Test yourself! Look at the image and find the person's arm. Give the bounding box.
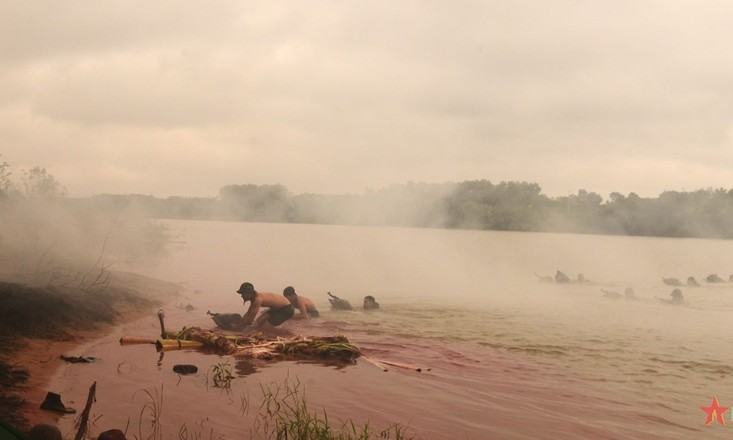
[294,299,309,319]
[238,297,262,328]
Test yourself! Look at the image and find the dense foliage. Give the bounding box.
[86,181,733,240]
[4,154,732,239]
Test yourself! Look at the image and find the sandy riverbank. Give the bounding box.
[0,271,182,434]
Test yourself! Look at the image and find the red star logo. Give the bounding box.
[700,396,730,426]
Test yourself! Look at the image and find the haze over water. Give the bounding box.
[55,220,733,439]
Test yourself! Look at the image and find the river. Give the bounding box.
[52,220,733,439]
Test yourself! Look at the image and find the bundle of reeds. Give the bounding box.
[173,328,360,359]
[128,325,361,361]
[235,335,361,360]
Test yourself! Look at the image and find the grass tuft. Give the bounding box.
[123,377,413,440]
[211,361,235,389]
[135,384,163,440]
[253,377,413,440]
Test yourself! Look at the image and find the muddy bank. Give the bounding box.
[0,271,182,432]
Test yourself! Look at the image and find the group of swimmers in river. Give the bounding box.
[599,287,684,305]
[535,270,613,285]
[534,270,589,284]
[535,270,691,305]
[214,282,380,330]
[662,273,733,286]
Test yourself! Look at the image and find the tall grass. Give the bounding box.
[253,377,413,440]
[129,377,413,440]
[135,384,163,440]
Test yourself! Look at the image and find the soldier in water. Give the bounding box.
[657,288,684,305]
[234,282,294,329]
[555,270,570,283]
[363,295,380,310]
[283,286,320,319]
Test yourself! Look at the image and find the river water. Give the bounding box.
[52,220,733,439]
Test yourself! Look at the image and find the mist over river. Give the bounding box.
[53,220,733,439]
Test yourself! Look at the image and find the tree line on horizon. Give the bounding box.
[3,155,733,240]
[75,181,733,240]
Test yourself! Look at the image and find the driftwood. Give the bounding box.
[376,359,430,372]
[361,356,388,372]
[73,382,96,440]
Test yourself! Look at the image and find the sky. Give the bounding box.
[1,1,733,200]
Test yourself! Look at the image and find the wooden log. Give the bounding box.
[375,359,430,372]
[73,382,96,440]
[119,336,156,345]
[155,339,205,351]
[361,356,388,372]
[157,309,166,339]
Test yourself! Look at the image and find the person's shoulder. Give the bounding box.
[265,292,292,306]
[256,291,281,303]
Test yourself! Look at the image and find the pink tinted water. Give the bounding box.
[50,221,733,439]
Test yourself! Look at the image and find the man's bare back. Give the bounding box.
[283,286,320,319]
[235,282,294,328]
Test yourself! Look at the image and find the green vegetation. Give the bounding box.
[127,377,412,440]
[209,361,235,389]
[84,182,733,240]
[5,155,733,240]
[254,377,413,440]
[252,379,408,440]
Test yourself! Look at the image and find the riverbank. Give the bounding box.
[0,271,181,433]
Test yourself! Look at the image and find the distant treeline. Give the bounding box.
[69,181,733,239]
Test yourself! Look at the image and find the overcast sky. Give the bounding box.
[1,1,732,199]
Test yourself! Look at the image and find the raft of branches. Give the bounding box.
[160,326,361,361]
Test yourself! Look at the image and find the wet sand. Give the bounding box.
[0,271,182,433]
[16,333,111,428]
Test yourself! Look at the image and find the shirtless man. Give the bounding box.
[283,286,319,319]
[235,282,294,329]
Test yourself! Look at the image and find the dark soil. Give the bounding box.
[0,272,180,431]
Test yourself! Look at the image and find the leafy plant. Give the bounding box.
[209,361,235,389]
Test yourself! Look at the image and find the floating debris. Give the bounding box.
[59,355,97,364]
[126,326,362,361]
